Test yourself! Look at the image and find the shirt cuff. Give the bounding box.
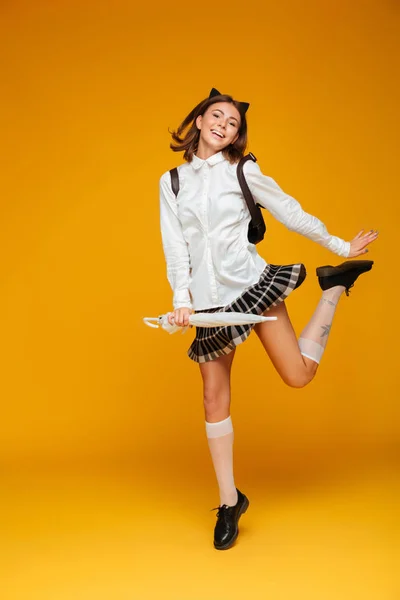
[329,238,351,257]
[173,289,193,310]
[342,241,351,258]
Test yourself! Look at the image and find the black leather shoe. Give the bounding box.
[316,260,374,296]
[212,489,249,550]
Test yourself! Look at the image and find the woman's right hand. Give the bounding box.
[167,307,192,327]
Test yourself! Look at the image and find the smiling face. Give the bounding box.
[195,102,241,158]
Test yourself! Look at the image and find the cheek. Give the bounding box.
[202,114,214,126]
[228,129,239,141]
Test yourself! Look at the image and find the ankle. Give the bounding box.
[322,285,345,303]
[220,489,238,507]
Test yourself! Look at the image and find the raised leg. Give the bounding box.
[254,302,318,388]
[254,285,344,387]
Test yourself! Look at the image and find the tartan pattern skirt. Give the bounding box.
[187,263,306,363]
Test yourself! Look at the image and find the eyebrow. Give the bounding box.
[212,108,239,123]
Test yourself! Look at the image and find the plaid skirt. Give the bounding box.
[187,263,306,363]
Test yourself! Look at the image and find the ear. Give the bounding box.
[195,114,203,130]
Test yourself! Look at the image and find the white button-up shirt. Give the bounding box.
[159,151,350,311]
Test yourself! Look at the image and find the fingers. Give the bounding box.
[177,309,189,327]
[349,247,371,258]
[170,308,191,327]
[348,229,379,258]
[176,309,185,327]
[353,229,379,239]
[364,229,379,241]
[361,230,379,248]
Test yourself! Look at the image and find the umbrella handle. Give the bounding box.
[143,317,160,329]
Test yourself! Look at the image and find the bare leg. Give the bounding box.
[254,285,345,387]
[254,303,317,387]
[199,350,237,506]
[199,350,236,423]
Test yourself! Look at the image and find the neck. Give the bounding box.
[196,140,223,160]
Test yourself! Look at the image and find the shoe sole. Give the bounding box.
[316,260,373,278]
[213,496,250,551]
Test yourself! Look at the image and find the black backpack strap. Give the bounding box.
[237,152,266,244]
[169,167,180,198]
[236,153,261,222]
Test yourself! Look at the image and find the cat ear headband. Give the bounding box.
[209,87,250,114]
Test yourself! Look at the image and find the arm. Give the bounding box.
[244,161,351,257]
[159,172,193,310]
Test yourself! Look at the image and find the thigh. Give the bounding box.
[254,302,317,386]
[199,350,236,421]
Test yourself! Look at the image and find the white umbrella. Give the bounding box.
[143,311,277,335]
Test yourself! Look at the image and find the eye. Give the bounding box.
[212,112,220,118]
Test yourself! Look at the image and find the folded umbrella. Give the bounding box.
[143,311,277,335]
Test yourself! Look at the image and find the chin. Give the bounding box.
[210,139,229,150]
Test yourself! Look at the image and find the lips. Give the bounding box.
[211,129,224,139]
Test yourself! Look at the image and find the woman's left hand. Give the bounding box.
[348,229,379,258]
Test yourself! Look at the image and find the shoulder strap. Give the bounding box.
[170,155,260,212]
[236,153,263,223]
[170,167,179,197]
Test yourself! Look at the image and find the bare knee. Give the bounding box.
[203,386,229,421]
[282,370,315,389]
[199,352,235,421]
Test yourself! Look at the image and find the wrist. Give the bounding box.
[173,303,193,311]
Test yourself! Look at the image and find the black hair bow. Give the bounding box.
[209,87,250,113]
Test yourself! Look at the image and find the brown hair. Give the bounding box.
[169,93,248,164]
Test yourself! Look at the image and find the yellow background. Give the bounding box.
[0,1,398,598]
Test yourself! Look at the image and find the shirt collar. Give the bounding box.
[191,151,226,170]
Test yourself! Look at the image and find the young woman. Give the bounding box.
[159,88,378,551]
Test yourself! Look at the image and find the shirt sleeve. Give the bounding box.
[159,171,193,310]
[243,161,350,257]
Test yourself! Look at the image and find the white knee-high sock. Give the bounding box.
[298,286,344,364]
[206,416,238,507]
